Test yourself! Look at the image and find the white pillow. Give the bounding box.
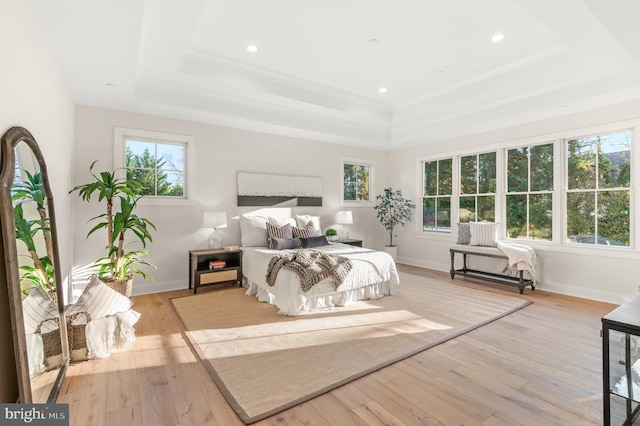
[22,286,59,334]
[295,215,321,235]
[469,222,498,247]
[267,217,296,227]
[66,275,133,320]
[239,214,269,247]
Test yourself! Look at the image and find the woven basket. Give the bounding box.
[47,289,58,305]
[66,311,91,361]
[35,317,62,371]
[102,276,133,297]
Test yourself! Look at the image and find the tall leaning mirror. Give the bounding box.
[0,126,68,403]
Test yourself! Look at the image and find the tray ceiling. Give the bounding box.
[33,0,640,150]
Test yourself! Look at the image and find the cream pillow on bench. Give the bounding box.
[469,222,498,247]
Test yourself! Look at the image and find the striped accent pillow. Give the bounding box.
[266,222,293,239]
[292,222,317,238]
[65,275,133,320]
[469,222,498,247]
[22,286,60,334]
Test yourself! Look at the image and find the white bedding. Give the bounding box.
[242,243,399,315]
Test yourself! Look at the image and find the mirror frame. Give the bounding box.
[0,126,68,403]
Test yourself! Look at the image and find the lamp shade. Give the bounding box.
[203,211,227,229]
[336,211,353,225]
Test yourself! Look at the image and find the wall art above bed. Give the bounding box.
[237,172,322,206]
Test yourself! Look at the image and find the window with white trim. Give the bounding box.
[459,152,496,223]
[341,158,373,205]
[422,158,452,232]
[114,127,191,201]
[565,130,631,247]
[506,143,554,241]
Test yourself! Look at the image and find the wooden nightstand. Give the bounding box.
[189,248,242,294]
[339,239,363,247]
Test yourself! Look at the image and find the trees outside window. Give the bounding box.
[423,158,452,232]
[506,143,554,240]
[566,130,631,246]
[459,152,496,222]
[341,158,374,205]
[125,139,185,197]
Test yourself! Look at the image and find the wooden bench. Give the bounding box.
[449,244,535,294]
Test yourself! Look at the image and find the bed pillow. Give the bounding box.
[266,222,293,239]
[295,215,322,234]
[268,217,296,227]
[22,286,60,334]
[300,235,330,248]
[292,222,317,238]
[269,237,301,250]
[66,275,133,319]
[456,223,471,245]
[469,222,498,247]
[239,214,269,247]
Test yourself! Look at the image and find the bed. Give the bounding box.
[239,212,399,316]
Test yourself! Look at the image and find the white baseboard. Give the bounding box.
[397,256,626,304]
[131,279,186,296]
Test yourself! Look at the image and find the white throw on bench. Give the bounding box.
[449,242,536,294]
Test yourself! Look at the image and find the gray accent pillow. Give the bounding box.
[300,235,330,248]
[269,237,301,250]
[457,223,471,245]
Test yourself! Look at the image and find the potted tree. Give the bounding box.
[70,161,156,296]
[373,187,416,259]
[12,171,57,300]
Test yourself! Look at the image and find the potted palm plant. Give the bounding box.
[12,171,57,300]
[373,187,416,259]
[70,161,156,296]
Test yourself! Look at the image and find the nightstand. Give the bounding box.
[339,239,363,247]
[189,248,242,294]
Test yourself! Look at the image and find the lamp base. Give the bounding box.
[208,229,223,249]
[338,227,349,241]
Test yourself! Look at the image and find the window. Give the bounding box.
[565,130,631,247]
[341,158,373,205]
[114,127,191,202]
[506,143,553,240]
[422,158,452,232]
[459,152,496,222]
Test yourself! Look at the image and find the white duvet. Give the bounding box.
[242,243,399,315]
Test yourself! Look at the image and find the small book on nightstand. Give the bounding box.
[209,260,226,270]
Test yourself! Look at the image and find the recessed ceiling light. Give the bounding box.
[246,44,258,53]
[491,33,505,43]
[368,38,381,45]
[378,87,388,93]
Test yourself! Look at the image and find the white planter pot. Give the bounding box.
[384,246,397,260]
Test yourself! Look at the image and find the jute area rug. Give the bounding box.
[171,272,531,424]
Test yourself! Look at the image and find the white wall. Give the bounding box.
[73,105,391,295]
[0,0,75,401]
[0,1,75,288]
[389,100,640,304]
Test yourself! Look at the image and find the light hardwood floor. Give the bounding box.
[57,265,615,425]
